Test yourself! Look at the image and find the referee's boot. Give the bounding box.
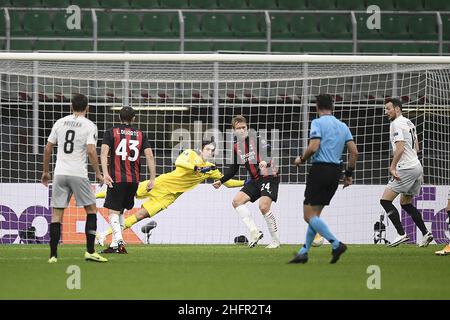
[288,252,308,264]
[330,242,347,264]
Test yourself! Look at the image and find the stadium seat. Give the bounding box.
[23,12,53,36]
[42,0,71,7]
[407,15,437,40]
[124,41,153,52]
[97,41,124,51]
[190,0,218,9]
[419,44,439,54]
[96,11,114,37]
[53,11,93,36]
[184,42,212,52]
[142,13,177,37]
[423,0,450,11]
[359,43,392,54]
[34,40,64,51]
[130,0,159,8]
[335,0,365,10]
[153,42,181,52]
[379,14,409,39]
[241,42,267,52]
[10,0,41,7]
[355,13,381,39]
[159,0,189,9]
[100,0,131,8]
[70,0,100,8]
[290,14,318,39]
[0,1,10,7]
[201,13,230,37]
[270,14,290,39]
[308,0,336,10]
[372,0,395,10]
[331,43,353,53]
[277,0,307,10]
[442,15,450,40]
[395,0,424,11]
[112,13,142,37]
[63,40,94,51]
[174,13,202,37]
[301,43,333,53]
[0,11,5,35]
[10,40,34,51]
[231,14,264,38]
[271,42,301,53]
[319,14,351,39]
[217,0,248,9]
[247,0,277,9]
[213,41,242,52]
[392,43,421,54]
[9,11,23,36]
[0,40,5,51]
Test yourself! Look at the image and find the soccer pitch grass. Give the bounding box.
[0,244,448,300]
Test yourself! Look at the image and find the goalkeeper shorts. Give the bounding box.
[141,183,182,217]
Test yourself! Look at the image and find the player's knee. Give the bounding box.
[258,203,270,214]
[232,198,242,208]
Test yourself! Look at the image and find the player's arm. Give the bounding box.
[212,163,240,189]
[41,141,54,187]
[258,136,272,169]
[144,147,156,191]
[209,169,244,188]
[100,144,113,188]
[343,140,359,188]
[390,141,405,180]
[294,139,320,166]
[175,150,196,171]
[87,144,103,184]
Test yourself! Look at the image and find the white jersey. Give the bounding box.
[47,114,98,177]
[390,115,421,170]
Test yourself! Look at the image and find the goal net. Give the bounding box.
[1,53,449,245]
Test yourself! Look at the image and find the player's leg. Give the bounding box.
[400,194,432,247]
[48,208,64,263]
[436,196,450,255]
[259,196,280,249]
[232,190,261,247]
[380,187,408,246]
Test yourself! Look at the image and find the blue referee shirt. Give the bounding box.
[309,114,353,165]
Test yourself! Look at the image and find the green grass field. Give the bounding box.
[0,244,448,300]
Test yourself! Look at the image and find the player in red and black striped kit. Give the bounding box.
[100,106,156,253]
[213,115,280,249]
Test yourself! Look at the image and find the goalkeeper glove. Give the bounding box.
[194,166,216,173]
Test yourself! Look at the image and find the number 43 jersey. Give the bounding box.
[390,115,421,170]
[48,114,98,178]
[102,124,151,183]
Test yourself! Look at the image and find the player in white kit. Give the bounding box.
[379,98,433,247]
[42,93,107,263]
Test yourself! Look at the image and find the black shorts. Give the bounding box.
[104,182,139,211]
[304,163,342,206]
[241,176,279,203]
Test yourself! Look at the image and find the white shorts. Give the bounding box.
[387,163,423,196]
[51,175,96,208]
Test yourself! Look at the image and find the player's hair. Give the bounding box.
[71,93,88,112]
[201,139,216,150]
[119,106,136,123]
[316,94,334,111]
[231,115,247,129]
[385,97,403,111]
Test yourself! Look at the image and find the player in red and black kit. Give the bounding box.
[100,106,156,253]
[213,115,280,249]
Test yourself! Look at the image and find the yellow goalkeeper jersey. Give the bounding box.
[156,149,243,194]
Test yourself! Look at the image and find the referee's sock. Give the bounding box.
[401,204,428,236]
[380,199,405,235]
[85,213,97,254]
[309,216,339,250]
[49,222,61,258]
[299,224,316,255]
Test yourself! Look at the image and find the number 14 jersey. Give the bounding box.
[48,114,98,178]
[390,115,421,170]
[102,124,151,183]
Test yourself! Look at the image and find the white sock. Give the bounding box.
[119,213,125,230]
[235,205,258,233]
[263,211,279,243]
[109,213,123,247]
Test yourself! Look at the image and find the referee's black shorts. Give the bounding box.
[304,163,342,206]
[104,182,139,211]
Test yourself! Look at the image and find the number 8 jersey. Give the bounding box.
[48,114,98,178]
[102,124,151,183]
[390,115,421,170]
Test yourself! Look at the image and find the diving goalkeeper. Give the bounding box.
[95,140,244,249]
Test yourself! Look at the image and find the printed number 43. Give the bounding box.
[115,139,139,161]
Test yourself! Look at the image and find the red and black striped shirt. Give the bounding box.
[102,125,151,183]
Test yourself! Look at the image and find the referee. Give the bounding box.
[290,94,359,264]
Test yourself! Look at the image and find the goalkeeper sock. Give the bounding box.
[401,204,428,236]
[380,199,405,235]
[299,224,316,255]
[235,205,258,233]
[109,213,123,247]
[124,214,138,229]
[49,222,61,258]
[309,216,339,250]
[85,213,97,254]
[263,211,279,243]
